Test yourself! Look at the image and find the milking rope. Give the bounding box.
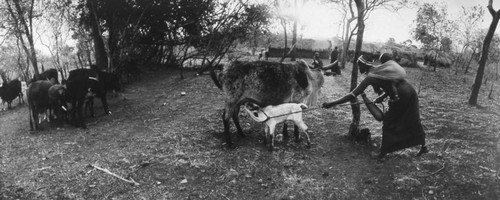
[257,101,386,120]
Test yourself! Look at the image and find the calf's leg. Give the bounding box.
[282,123,289,140]
[232,106,244,138]
[294,119,311,147]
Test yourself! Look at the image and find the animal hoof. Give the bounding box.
[417,146,429,156]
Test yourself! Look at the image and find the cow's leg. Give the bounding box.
[29,105,36,130]
[294,125,300,142]
[282,123,290,140]
[232,106,244,138]
[77,100,86,129]
[48,105,55,121]
[222,107,234,148]
[268,123,276,151]
[18,93,23,104]
[33,107,39,130]
[71,100,77,126]
[29,108,34,131]
[85,97,94,117]
[263,125,269,145]
[100,95,110,115]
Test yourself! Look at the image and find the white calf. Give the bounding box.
[243,102,311,150]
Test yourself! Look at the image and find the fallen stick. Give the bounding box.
[416,162,446,178]
[89,164,140,186]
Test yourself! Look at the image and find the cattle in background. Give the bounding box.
[83,65,121,117]
[0,79,24,109]
[31,68,59,84]
[48,84,68,123]
[27,80,53,130]
[66,69,109,128]
[210,60,324,148]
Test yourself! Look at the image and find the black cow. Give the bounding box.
[66,69,110,128]
[27,80,53,130]
[84,68,120,117]
[0,79,24,109]
[31,68,59,84]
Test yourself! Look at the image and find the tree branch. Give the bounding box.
[488,0,495,16]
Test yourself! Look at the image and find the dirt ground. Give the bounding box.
[1,61,500,200]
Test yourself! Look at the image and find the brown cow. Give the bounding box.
[211,60,324,148]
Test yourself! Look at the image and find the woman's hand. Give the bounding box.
[374,96,385,103]
[322,102,336,109]
[360,93,369,101]
[374,94,388,103]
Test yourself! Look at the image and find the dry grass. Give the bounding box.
[1,61,499,199]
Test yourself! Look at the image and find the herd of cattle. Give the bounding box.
[0,66,120,131]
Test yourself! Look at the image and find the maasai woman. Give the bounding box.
[322,53,428,157]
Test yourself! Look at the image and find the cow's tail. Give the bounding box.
[210,68,223,90]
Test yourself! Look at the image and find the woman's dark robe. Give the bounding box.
[352,77,426,154]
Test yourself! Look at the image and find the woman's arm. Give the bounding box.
[322,77,374,108]
[322,93,355,108]
[361,93,384,121]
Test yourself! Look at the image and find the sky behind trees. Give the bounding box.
[295,0,496,44]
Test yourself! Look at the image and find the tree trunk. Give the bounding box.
[291,0,297,61]
[281,19,288,59]
[340,17,356,69]
[87,0,108,68]
[348,0,365,138]
[469,3,500,106]
[6,0,39,76]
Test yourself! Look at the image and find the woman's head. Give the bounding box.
[358,55,371,74]
[379,53,392,63]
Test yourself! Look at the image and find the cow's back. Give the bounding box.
[222,61,298,105]
[0,79,22,101]
[28,80,53,110]
[66,69,98,100]
[221,60,322,106]
[97,71,120,92]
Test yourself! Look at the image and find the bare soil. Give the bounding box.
[1,62,499,200]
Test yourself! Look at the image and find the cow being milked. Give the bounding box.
[210,60,324,148]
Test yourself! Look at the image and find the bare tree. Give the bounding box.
[346,0,366,138]
[3,0,40,76]
[469,0,500,106]
[453,5,484,74]
[330,0,408,68]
